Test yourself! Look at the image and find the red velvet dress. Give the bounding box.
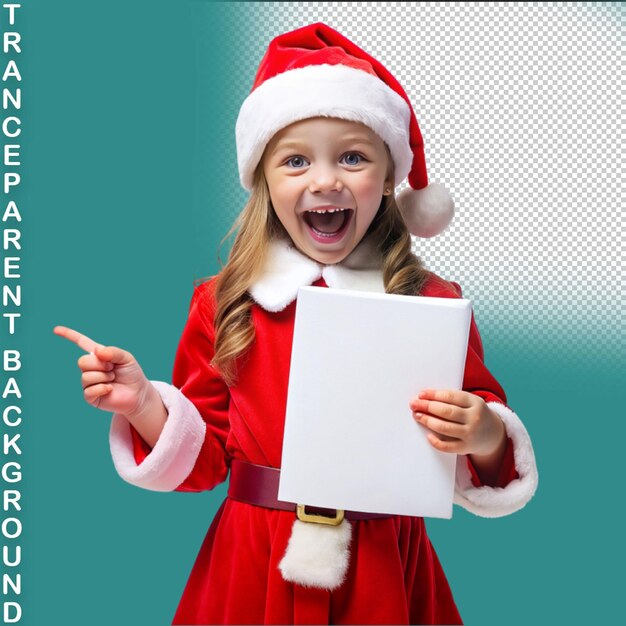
[128,272,521,625]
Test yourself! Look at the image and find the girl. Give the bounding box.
[55,23,538,625]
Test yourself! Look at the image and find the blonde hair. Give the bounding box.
[212,170,428,385]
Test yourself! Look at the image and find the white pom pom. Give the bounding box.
[396,182,455,238]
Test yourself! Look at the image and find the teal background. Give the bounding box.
[5,1,623,624]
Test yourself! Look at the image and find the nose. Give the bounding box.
[308,164,343,194]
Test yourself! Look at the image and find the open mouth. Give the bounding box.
[303,208,354,243]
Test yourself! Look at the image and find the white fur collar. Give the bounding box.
[249,236,385,312]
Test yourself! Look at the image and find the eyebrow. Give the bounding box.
[269,135,376,157]
[340,135,376,146]
[269,140,307,155]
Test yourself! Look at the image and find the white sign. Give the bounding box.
[278,286,472,519]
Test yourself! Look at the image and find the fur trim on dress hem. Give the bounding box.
[279,518,352,590]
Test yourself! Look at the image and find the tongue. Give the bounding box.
[308,211,347,234]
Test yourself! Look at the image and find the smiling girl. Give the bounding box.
[55,23,537,625]
[262,117,391,264]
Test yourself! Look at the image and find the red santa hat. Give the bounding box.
[235,22,454,238]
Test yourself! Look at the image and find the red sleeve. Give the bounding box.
[130,279,231,492]
[423,276,519,488]
[462,307,519,487]
[466,437,518,487]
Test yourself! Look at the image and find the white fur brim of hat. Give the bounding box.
[235,63,413,190]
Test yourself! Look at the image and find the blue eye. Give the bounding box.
[286,156,309,168]
[342,153,363,166]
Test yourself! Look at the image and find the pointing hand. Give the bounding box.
[53,325,152,419]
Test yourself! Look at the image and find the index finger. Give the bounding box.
[53,325,104,354]
[417,389,474,408]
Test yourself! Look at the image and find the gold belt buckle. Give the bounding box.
[296,504,345,526]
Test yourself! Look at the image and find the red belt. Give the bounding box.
[228,458,393,523]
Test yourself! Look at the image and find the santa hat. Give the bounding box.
[235,22,454,238]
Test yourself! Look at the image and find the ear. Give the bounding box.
[382,177,394,196]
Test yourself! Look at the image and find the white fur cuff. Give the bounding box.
[109,381,206,491]
[453,402,538,517]
[279,518,352,590]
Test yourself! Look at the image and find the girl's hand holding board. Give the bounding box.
[410,388,507,484]
[53,325,168,448]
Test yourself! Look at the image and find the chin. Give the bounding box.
[305,247,352,265]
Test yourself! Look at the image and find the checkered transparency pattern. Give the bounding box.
[204,3,624,350]
[192,6,251,274]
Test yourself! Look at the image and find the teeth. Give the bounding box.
[308,208,347,214]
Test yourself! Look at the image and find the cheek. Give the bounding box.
[272,203,296,231]
[269,189,300,231]
[355,172,385,198]
[269,178,300,208]
[354,178,384,214]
